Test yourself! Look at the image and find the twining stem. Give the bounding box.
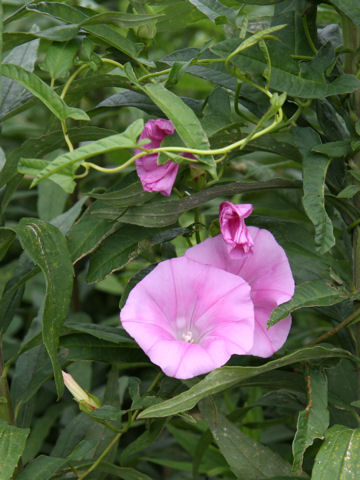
[76,371,163,479]
[0,334,14,425]
[80,107,283,176]
[308,306,360,346]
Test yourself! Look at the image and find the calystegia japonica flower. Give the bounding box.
[120,202,294,378]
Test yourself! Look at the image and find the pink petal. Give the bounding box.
[120,256,255,379]
[219,202,254,256]
[135,119,178,196]
[186,229,294,358]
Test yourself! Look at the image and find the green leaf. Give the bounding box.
[293,127,335,254]
[139,345,356,418]
[86,225,187,283]
[79,12,164,27]
[330,1,360,28]
[292,369,329,472]
[60,334,148,365]
[98,462,153,480]
[14,219,74,398]
[268,280,352,327]
[0,38,39,120]
[141,83,216,175]
[2,125,116,187]
[67,204,120,263]
[312,140,351,158]
[0,420,30,480]
[188,0,236,25]
[312,424,360,479]
[337,185,360,199]
[30,119,144,190]
[37,180,68,221]
[41,41,78,80]
[63,322,132,344]
[18,157,77,193]
[26,2,140,59]
[15,455,67,480]
[211,40,360,98]
[0,228,15,261]
[1,63,89,121]
[51,196,88,235]
[200,400,298,479]
[3,25,79,51]
[227,24,286,57]
[95,178,299,227]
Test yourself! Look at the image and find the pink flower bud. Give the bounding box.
[219,202,254,257]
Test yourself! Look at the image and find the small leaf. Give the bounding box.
[312,425,360,479]
[188,0,236,25]
[292,369,329,472]
[312,140,351,158]
[30,119,144,189]
[14,219,74,398]
[0,420,30,480]
[337,185,360,199]
[142,83,216,175]
[293,127,335,254]
[41,41,78,80]
[79,12,163,27]
[2,63,89,121]
[268,280,352,327]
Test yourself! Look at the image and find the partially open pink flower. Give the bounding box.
[120,256,255,379]
[219,202,254,257]
[186,229,294,357]
[135,119,178,196]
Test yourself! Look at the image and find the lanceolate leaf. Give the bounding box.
[268,280,352,327]
[14,219,74,398]
[29,119,144,190]
[25,2,140,59]
[312,425,360,479]
[330,1,360,29]
[0,420,30,480]
[188,0,236,25]
[200,400,297,479]
[1,63,89,121]
[139,346,357,418]
[141,83,216,175]
[292,369,329,472]
[293,127,335,254]
[15,455,68,480]
[94,178,299,227]
[79,12,164,27]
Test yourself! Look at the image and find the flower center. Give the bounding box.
[182,331,194,343]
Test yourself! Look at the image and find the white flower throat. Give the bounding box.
[182,331,195,343]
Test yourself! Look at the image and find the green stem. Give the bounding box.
[308,306,360,346]
[77,432,122,480]
[302,14,317,55]
[0,334,14,425]
[81,107,283,175]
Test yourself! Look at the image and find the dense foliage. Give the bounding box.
[1,0,360,478]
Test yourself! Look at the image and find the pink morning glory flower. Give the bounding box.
[134,119,179,196]
[186,226,295,358]
[120,256,255,379]
[219,202,254,257]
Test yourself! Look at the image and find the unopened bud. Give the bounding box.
[62,371,101,412]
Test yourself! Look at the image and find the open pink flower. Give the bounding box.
[186,228,295,358]
[135,119,178,196]
[219,202,254,257]
[120,256,255,379]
